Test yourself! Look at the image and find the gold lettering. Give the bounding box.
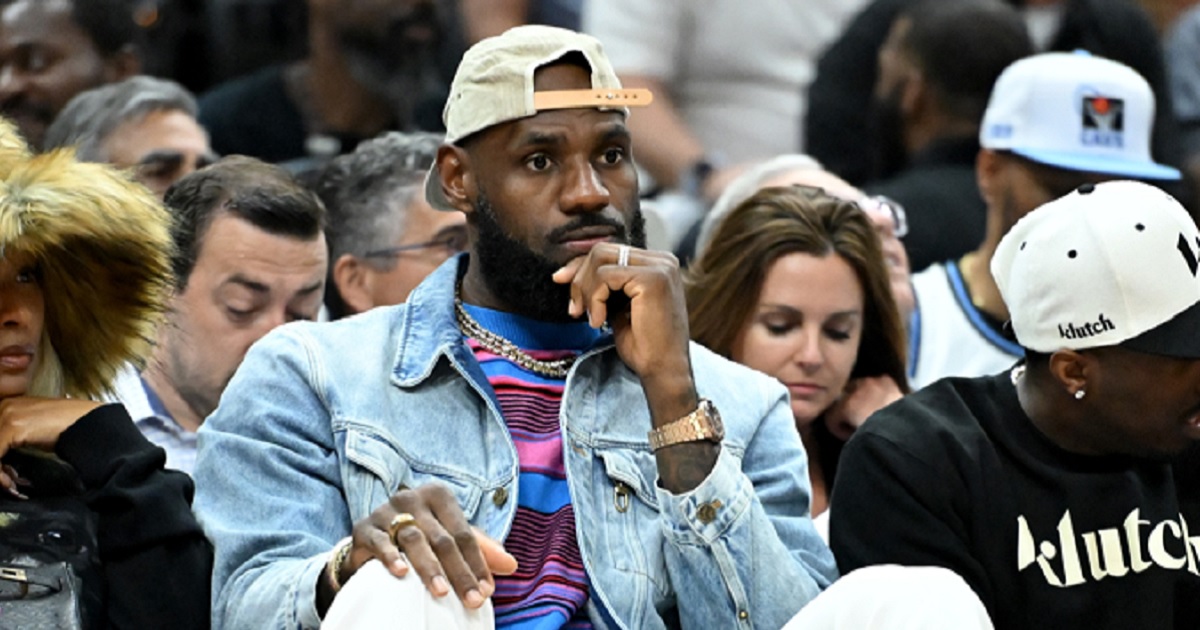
[1180,514,1200,576]
[1021,510,1200,586]
[1017,515,1065,587]
[1123,509,1152,573]
[1148,520,1187,570]
[1083,527,1128,579]
[1057,510,1086,586]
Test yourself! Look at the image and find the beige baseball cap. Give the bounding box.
[424,25,652,211]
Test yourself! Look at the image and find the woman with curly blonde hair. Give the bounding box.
[0,118,210,628]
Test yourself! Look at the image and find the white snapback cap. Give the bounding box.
[424,25,652,211]
[980,51,1180,181]
[992,180,1200,357]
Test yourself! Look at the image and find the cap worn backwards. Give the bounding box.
[424,25,653,211]
[980,51,1180,181]
[992,180,1200,359]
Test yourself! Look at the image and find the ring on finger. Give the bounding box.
[617,244,631,267]
[388,512,418,547]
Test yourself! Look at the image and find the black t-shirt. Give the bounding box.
[864,136,986,273]
[830,372,1200,629]
[198,66,308,164]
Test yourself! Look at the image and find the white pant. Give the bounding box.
[322,560,494,630]
[322,561,991,630]
[784,565,994,630]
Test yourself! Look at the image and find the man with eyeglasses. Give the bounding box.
[311,131,467,320]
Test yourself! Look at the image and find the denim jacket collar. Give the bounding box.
[391,255,470,388]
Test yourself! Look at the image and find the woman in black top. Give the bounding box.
[0,119,211,629]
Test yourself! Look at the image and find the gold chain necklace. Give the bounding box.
[454,293,575,379]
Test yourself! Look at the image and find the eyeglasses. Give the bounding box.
[858,195,908,239]
[363,230,468,260]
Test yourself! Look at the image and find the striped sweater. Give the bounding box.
[463,304,601,630]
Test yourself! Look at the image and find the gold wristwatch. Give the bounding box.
[648,399,724,451]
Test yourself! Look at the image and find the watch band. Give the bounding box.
[648,399,723,452]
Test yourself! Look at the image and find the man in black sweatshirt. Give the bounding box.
[830,180,1200,629]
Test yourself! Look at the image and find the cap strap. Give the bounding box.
[533,88,653,111]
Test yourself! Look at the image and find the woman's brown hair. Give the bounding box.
[686,185,909,392]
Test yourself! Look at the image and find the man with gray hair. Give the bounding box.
[44,75,216,198]
[310,131,466,320]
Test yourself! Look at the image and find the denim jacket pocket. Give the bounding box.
[342,428,485,523]
[594,448,668,600]
[596,448,659,511]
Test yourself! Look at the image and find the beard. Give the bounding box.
[471,192,646,322]
[337,2,445,125]
[865,83,909,182]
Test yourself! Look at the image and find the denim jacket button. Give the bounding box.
[492,488,509,507]
[696,500,722,524]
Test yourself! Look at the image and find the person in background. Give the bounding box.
[806,0,1179,188]
[199,0,451,166]
[0,116,210,628]
[109,156,327,474]
[42,75,216,198]
[311,131,466,320]
[688,185,909,519]
[864,0,1032,272]
[582,0,870,247]
[691,154,915,330]
[1165,3,1200,220]
[908,51,1181,389]
[0,0,141,149]
[459,0,581,44]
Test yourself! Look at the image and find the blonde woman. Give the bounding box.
[0,120,210,628]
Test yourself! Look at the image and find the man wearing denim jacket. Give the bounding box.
[194,25,838,629]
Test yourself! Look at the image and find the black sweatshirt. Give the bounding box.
[12,403,213,629]
[829,373,1200,629]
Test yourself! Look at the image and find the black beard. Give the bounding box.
[471,193,646,322]
[337,4,444,123]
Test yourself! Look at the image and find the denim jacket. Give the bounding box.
[194,256,837,630]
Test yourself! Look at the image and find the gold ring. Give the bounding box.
[388,512,418,547]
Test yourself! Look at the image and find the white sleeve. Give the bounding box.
[582,0,685,80]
